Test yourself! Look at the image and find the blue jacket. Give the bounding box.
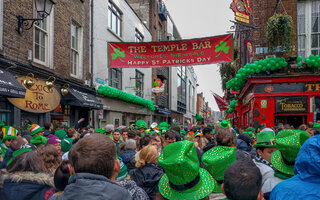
[120,150,136,164]
[270,135,320,200]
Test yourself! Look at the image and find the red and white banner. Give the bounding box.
[108,34,233,68]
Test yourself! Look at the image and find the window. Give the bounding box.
[109,68,122,89]
[135,70,144,97]
[298,0,320,59]
[34,17,48,63]
[71,23,81,76]
[135,29,143,42]
[108,2,122,37]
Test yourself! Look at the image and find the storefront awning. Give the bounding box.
[0,68,26,98]
[63,88,103,109]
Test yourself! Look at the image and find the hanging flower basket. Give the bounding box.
[266,14,294,53]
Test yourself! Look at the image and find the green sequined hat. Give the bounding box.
[202,146,236,193]
[158,141,215,200]
[314,123,320,129]
[219,120,230,129]
[135,120,147,130]
[253,131,276,148]
[271,129,309,176]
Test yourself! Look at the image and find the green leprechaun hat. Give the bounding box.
[2,126,18,142]
[54,130,67,140]
[61,138,73,153]
[202,146,236,193]
[219,120,230,129]
[135,120,147,130]
[158,141,215,200]
[30,134,48,146]
[271,129,309,176]
[247,127,253,131]
[253,131,276,148]
[159,122,170,134]
[28,124,44,136]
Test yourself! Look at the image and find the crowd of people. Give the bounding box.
[0,118,319,200]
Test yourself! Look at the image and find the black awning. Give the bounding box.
[0,68,26,98]
[63,88,103,109]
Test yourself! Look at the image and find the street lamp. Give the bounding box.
[16,0,55,34]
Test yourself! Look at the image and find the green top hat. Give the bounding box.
[27,124,44,136]
[2,126,18,142]
[158,141,215,200]
[136,120,147,130]
[219,120,230,129]
[30,134,48,146]
[314,123,320,129]
[55,130,67,140]
[202,146,236,193]
[61,138,73,153]
[253,131,276,148]
[271,129,309,176]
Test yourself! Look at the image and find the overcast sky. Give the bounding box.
[165,0,234,111]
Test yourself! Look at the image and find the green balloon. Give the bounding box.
[297,56,302,62]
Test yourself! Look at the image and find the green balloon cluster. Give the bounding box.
[304,55,320,68]
[97,85,155,111]
[226,57,288,91]
[195,113,202,121]
[297,56,303,68]
[228,100,238,114]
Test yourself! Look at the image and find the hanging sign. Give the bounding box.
[8,77,61,113]
[231,0,251,24]
[275,96,308,113]
[246,41,253,57]
[108,34,233,68]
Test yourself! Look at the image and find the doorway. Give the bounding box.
[275,115,307,129]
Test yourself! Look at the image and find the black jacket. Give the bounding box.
[129,163,164,200]
[49,173,131,200]
[2,172,54,200]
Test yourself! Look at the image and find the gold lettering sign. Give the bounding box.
[8,77,61,113]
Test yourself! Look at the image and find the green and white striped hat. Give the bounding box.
[2,126,18,142]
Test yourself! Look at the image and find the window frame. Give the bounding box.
[108,1,122,37]
[109,68,122,90]
[135,70,144,97]
[70,22,83,78]
[135,29,144,42]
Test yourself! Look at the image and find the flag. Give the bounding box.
[211,91,228,111]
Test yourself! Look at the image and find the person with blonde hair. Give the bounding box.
[129,145,164,200]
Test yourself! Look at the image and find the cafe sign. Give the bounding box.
[8,77,61,113]
[275,96,308,113]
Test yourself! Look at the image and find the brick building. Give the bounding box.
[0,0,102,127]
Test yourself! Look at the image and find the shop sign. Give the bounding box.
[108,34,233,68]
[8,77,61,113]
[255,82,320,93]
[305,83,320,91]
[231,0,251,24]
[275,96,308,113]
[246,41,254,57]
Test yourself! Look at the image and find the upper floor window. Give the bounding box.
[298,0,320,59]
[109,68,122,90]
[34,17,48,64]
[108,2,122,37]
[135,70,144,97]
[135,29,143,42]
[71,23,82,77]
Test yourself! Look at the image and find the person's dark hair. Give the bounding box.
[165,130,177,140]
[255,147,265,152]
[128,130,136,139]
[7,150,44,173]
[54,160,70,192]
[172,126,180,132]
[139,135,153,150]
[67,128,77,138]
[44,122,51,130]
[202,127,212,135]
[68,134,116,179]
[314,129,320,135]
[224,160,262,200]
[10,137,28,151]
[215,129,235,147]
[121,128,129,133]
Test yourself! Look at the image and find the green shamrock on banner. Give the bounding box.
[215,41,230,57]
[111,48,126,62]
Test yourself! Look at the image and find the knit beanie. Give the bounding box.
[61,138,73,153]
[55,130,67,140]
[47,134,61,145]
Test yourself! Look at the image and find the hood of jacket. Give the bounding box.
[2,172,54,200]
[129,163,164,187]
[294,135,320,183]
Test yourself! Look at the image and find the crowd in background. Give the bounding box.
[0,118,319,200]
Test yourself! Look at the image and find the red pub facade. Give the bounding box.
[234,73,320,129]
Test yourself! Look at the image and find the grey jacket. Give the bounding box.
[49,173,132,200]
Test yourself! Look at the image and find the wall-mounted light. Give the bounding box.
[16,0,55,34]
[45,76,56,89]
[61,84,70,96]
[23,73,35,89]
